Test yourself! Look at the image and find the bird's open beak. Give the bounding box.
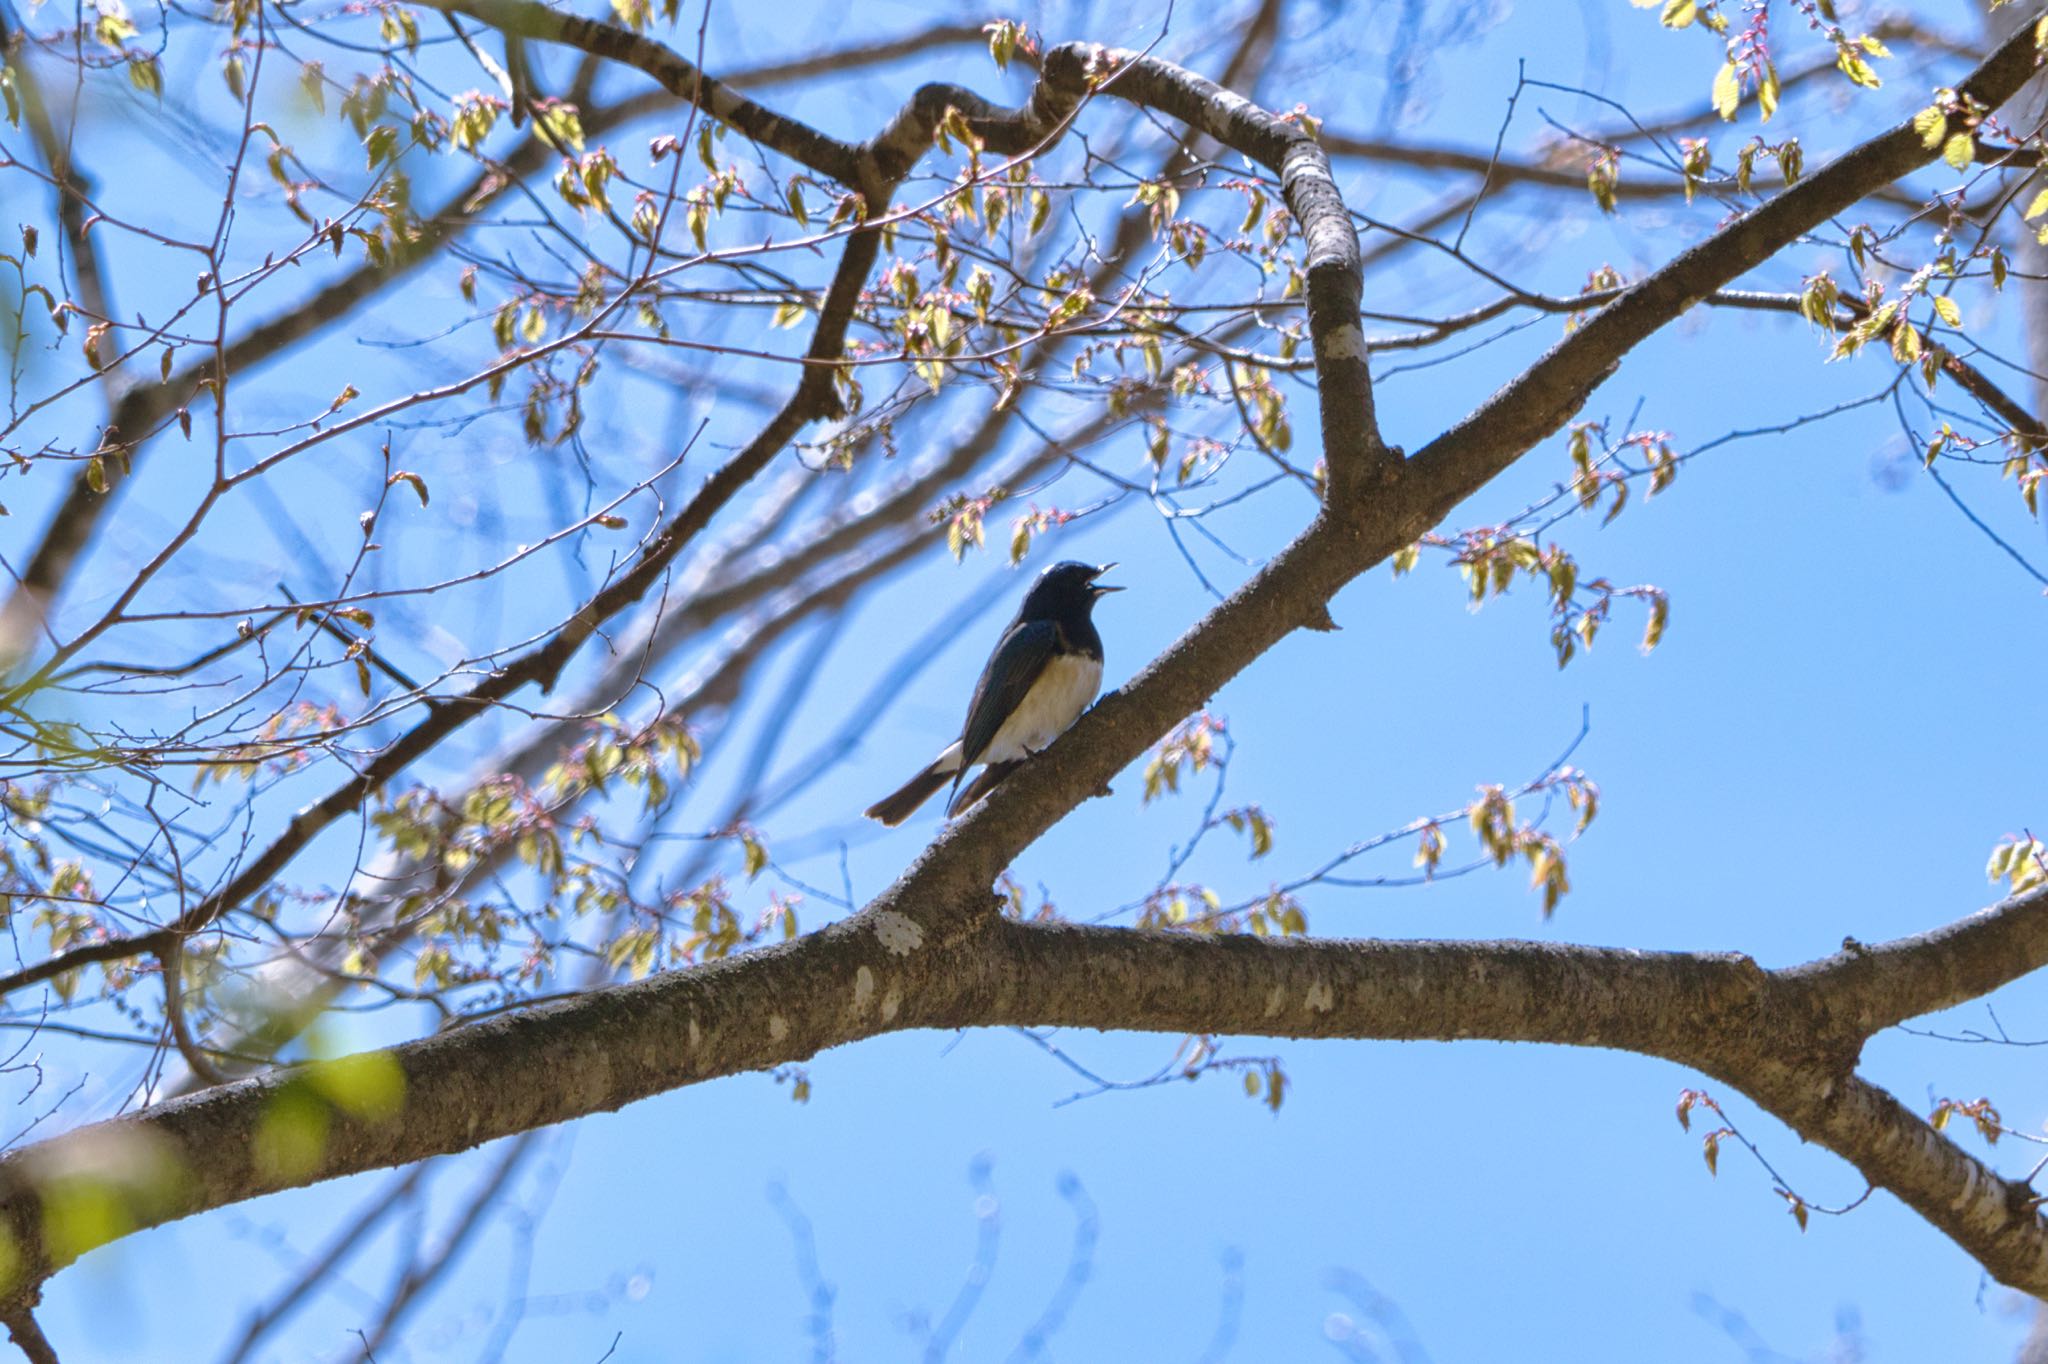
[1090,562,1123,594]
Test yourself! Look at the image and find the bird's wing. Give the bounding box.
[956,618,1060,774]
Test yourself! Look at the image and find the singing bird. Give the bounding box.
[865,561,1121,825]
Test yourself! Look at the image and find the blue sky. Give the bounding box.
[12,0,2048,1359]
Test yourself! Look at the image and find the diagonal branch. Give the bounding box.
[898,14,2048,919]
[424,0,865,180]
[1,4,2045,1329]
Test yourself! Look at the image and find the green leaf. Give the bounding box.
[1913,106,1946,150]
[1836,50,1880,90]
[1711,63,1740,121]
[126,54,163,98]
[1942,132,1974,172]
[364,123,399,170]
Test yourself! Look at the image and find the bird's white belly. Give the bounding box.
[983,654,1102,762]
[931,654,1102,771]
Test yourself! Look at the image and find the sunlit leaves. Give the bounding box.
[737,828,768,882]
[671,879,744,963]
[364,123,400,171]
[983,18,1031,70]
[1239,1059,1287,1113]
[450,91,505,151]
[930,487,1004,561]
[1466,785,1517,866]
[1642,594,1670,652]
[536,100,586,153]
[1228,366,1291,452]
[375,3,420,55]
[684,190,709,251]
[1711,62,1740,121]
[760,893,800,943]
[1129,179,1182,240]
[554,149,619,214]
[1755,62,1780,120]
[193,703,345,789]
[1702,1128,1727,1176]
[1676,1090,1723,1158]
[2004,451,2045,518]
[385,470,429,506]
[1776,138,1802,183]
[1142,712,1224,803]
[1406,445,1674,671]
[1007,504,1073,565]
[1930,1096,2005,1147]
[80,320,112,373]
[126,54,163,98]
[1797,271,1840,330]
[604,925,660,979]
[91,0,138,50]
[1677,138,1711,202]
[1137,883,1222,931]
[1986,836,2048,896]
[541,714,700,810]
[1833,34,1885,90]
[1586,149,1621,213]
[1827,298,1900,363]
[1220,806,1276,859]
[1460,777,1593,918]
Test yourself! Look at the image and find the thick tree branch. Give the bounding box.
[157,4,1293,1095]
[7,889,2048,1305]
[1791,881,2048,1035]
[2,5,2045,1327]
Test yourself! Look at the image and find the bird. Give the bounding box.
[864,561,1121,826]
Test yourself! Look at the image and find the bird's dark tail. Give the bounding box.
[864,763,951,826]
[946,759,1023,817]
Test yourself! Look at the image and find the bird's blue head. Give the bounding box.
[1018,561,1121,620]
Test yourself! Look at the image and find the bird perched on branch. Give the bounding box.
[865,561,1121,826]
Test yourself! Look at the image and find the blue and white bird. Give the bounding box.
[864,561,1121,825]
